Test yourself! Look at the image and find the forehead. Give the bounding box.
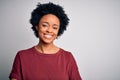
[40,14,60,23]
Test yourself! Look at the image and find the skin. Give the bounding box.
[11,14,60,80]
[11,79,16,80]
[35,14,60,54]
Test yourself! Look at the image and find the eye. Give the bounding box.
[53,26,58,30]
[42,23,48,27]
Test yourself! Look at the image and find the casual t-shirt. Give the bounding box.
[9,47,82,80]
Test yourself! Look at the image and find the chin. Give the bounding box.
[43,41,53,44]
[41,39,54,44]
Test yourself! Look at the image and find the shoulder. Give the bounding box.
[13,47,36,62]
[60,48,77,65]
[60,48,75,60]
[16,47,34,57]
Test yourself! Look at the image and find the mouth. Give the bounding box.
[44,34,53,39]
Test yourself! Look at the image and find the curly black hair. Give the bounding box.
[30,2,70,38]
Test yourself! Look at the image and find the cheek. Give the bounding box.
[57,29,60,35]
[54,30,59,35]
[39,28,46,33]
[54,31,59,38]
[37,29,44,38]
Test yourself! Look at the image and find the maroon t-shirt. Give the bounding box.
[9,47,82,80]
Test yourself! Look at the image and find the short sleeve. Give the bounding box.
[68,53,82,80]
[9,52,22,80]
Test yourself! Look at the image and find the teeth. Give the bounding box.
[44,34,52,38]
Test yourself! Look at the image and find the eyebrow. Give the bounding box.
[42,22,59,27]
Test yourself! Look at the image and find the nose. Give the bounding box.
[46,26,52,33]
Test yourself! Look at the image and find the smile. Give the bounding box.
[44,34,52,39]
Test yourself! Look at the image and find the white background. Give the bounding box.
[0,0,120,80]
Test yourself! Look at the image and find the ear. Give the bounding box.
[35,26,38,31]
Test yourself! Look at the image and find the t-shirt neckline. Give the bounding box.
[32,46,62,56]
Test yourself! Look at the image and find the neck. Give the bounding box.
[36,41,57,54]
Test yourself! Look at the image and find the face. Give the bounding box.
[36,14,60,44]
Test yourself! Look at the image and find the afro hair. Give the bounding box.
[30,2,70,38]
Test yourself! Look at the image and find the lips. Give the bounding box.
[44,34,52,39]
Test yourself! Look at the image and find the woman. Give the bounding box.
[9,2,82,80]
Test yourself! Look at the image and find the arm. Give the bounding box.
[9,52,22,80]
[68,53,82,80]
